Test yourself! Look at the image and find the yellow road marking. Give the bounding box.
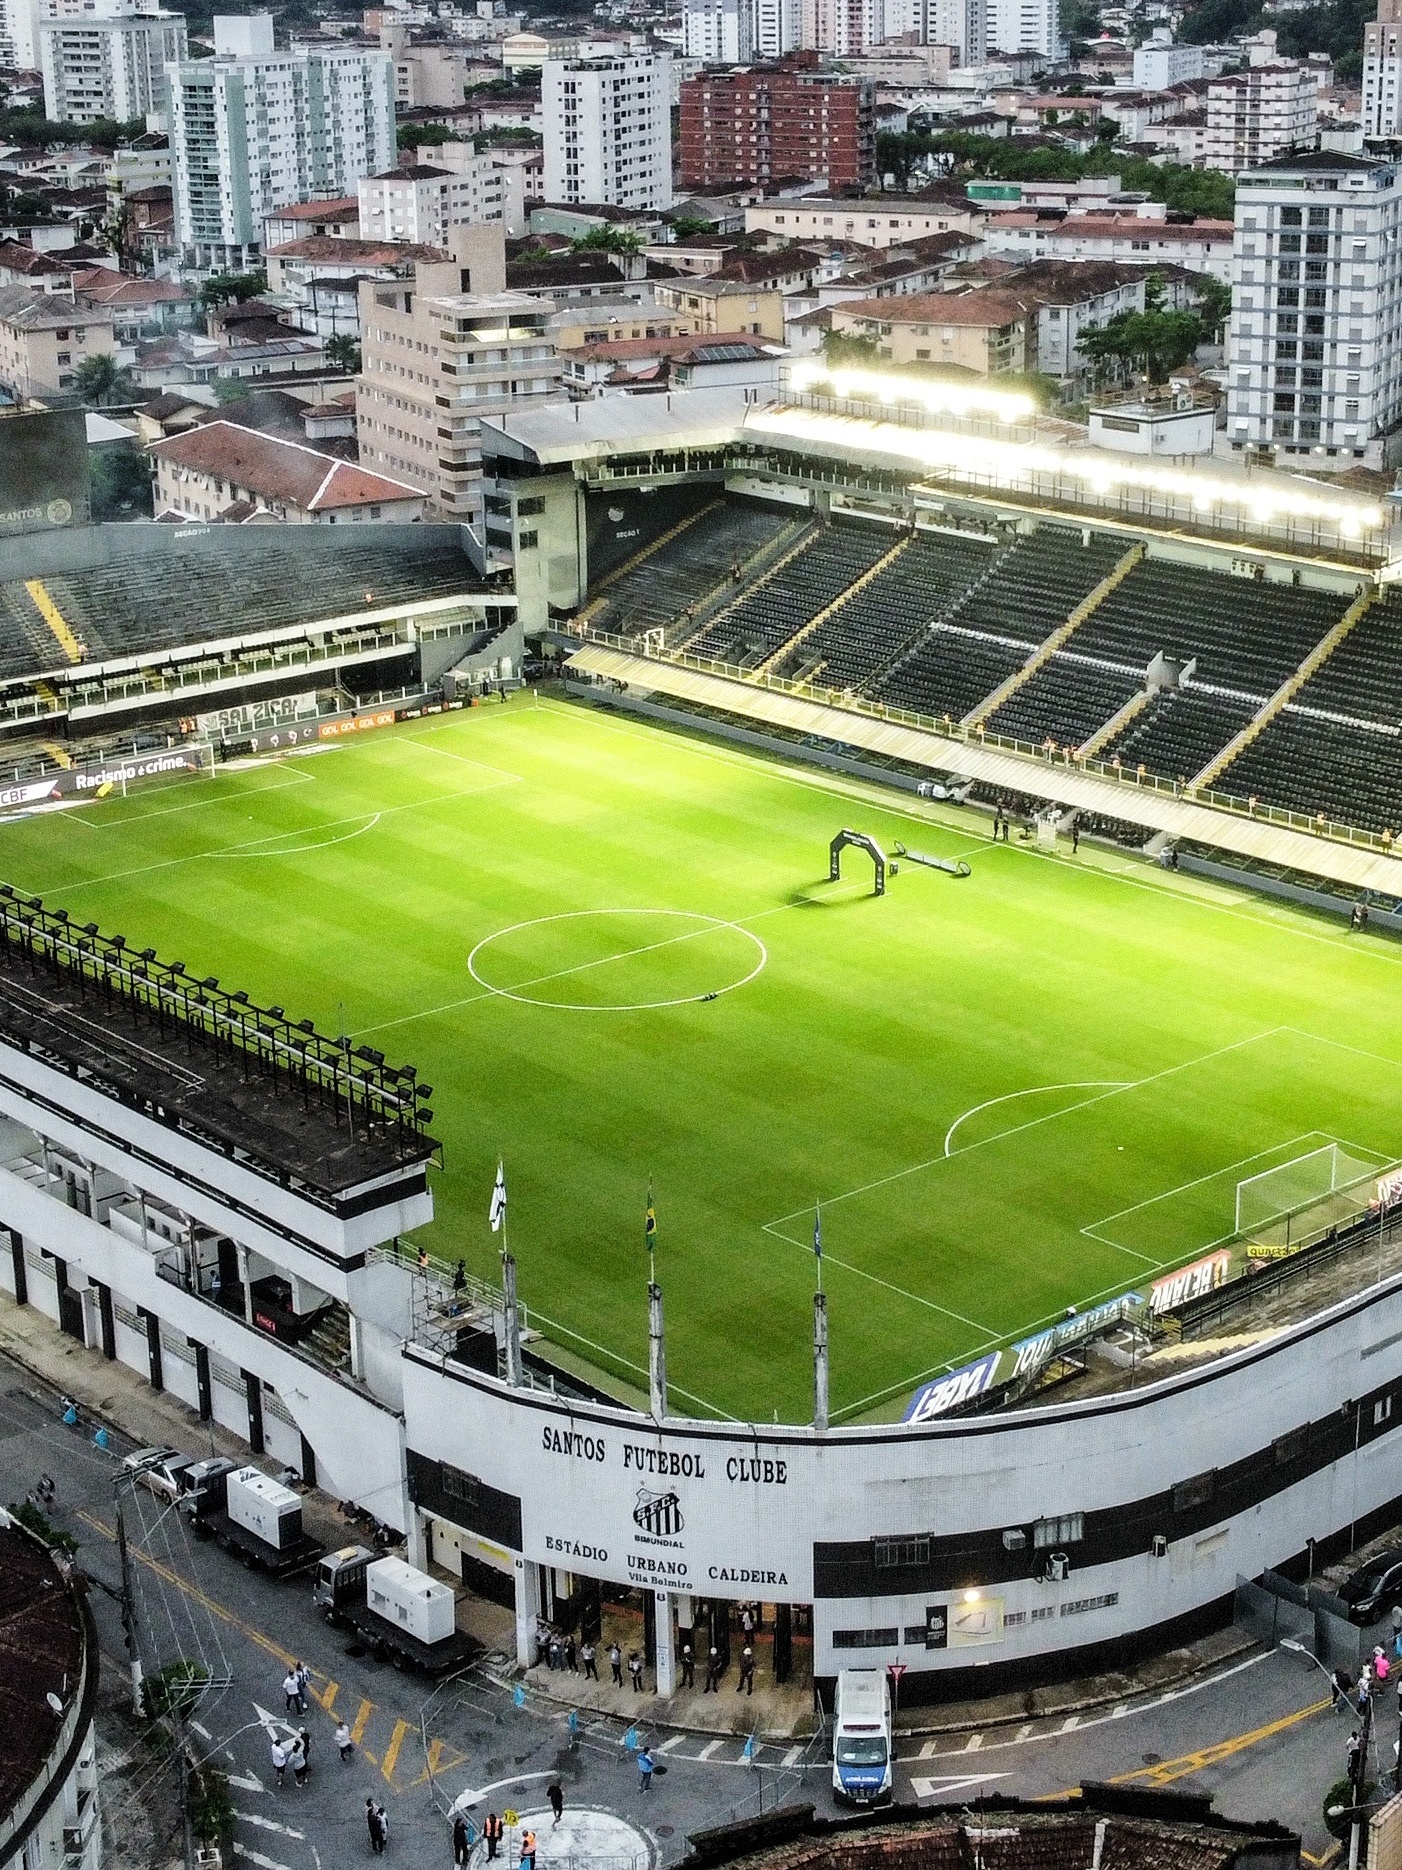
[317,1681,338,1715]
[350,1698,375,1748]
[1111,1695,1332,1787]
[381,1718,410,1783]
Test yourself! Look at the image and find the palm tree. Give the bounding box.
[325,334,361,373]
[71,352,137,407]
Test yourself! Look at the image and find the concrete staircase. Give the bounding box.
[962,542,1145,729]
[24,579,85,664]
[1077,684,1154,760]
[1189,583,1376,792]
[753,530,912,678]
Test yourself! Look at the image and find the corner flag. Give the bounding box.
[489,1161,507,1233]
[814,1202,822,1262]
[645,1182,657,1250]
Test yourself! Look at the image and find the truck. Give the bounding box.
[831,1668,893,1805]
[184,1463,324,1578]
[312,1548,479,1675]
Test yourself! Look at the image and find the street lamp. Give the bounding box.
[1283,1639,1375,1870]
[1280,1636,1337,1689]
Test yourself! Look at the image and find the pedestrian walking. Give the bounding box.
[366,1797,382,1852]
[582,1640,598,1681]
[1377,1645,1392,1684]
[483,1813,503,1862]
[289,1736,308,1789]
[680,1643,694,1689]
[609,1642,623,1686]
[704,1646,721,1692]
[548,1780,564,1825]
[376,1805,389,1853]
[638,1745,654,1793]
[335,1720,353,1761]
[520,1827,537,1870]
[37,1472,55,1506]
[548,1634,562,1672]
[295,1660,311,1708]
[453,1814,472,1865]
[564,1635,578,1673]
[1348,1729,1364,1782]
[737,1645,754,1696]
[1071,821,1080,855]
[1333,1667,1356,1713]
[282,1669,301,1714]
[271,1739,288,1788]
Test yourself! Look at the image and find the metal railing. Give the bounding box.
[571,628,1399,859]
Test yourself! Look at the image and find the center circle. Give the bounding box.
[467,909,767,1011]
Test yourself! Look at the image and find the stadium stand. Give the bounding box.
[688,519,893,668]
[949,527,1123,652]
[987,654,1145,749]
[0,530,477,677]
[1269,585,1402,727]
[1218,711,1402,834]
[770,526,994,689]
[1106,687,1260,785]
[876,623,1029,721]
[591,502,794,643]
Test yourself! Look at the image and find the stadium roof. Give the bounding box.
[483,386,755,465]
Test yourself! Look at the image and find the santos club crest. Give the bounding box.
[632,1487,684,1536]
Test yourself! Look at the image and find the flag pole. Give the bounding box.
[813,1198,828,1433]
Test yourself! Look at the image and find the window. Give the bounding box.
[873,1534,929,1570]
[1375,1395,1394,1427]
[440,1463,480,1506]
[518,529,538,549]
[1281,206,1302,226]
[833,1627,897,1649]
[1279,234,1301,254]
[517,495,546,516]
[1273,1425,1308,1464]
[1033,1513,1083,1549]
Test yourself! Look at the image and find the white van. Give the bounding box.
[831,1668,893,1804]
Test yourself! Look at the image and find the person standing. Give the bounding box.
[705,1646,721,1693]
[582,1639,598,1681]
[1071,821,1080,855]
[548,1634,562,1672]
[296,1727,311,1780]
[740,1605,756,1646]
[548,1781,564,1825]
[483,1813,503,1862]
[366,1797,383,1854]
[271,1738,288,1788]
[564,1635,578,1674]
[282,1669,302,1715]
[1348,1729,1363,1783]
[638,1745,654,1793]
[680,1643,694,1689]
[375,1806,389,1853]
[628,1651,644,1693]
[295,1660,312,1709]
[335,1720,353,1762]
[737,1646,754,1696]
[520,1827,537,1870]
[609,1642,623,1687]
[453,1813,471,1865]
[288,1735,307,1789]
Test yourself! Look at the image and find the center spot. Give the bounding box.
[466,909,767,1011]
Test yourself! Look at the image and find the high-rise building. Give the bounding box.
[358,151,521,245]
[1226,149,1402,467]
[683,0,752,65]
[355,226,563,521]
[1203,62,1318,174]
[1364,0,1402,139]
[678,64,874,188]
[882,0,984,64]
[800,0,872,56]
[542,54,672,210]
[39,7,185,124]
[168,13,395,272]
[985,0,1061,58]
[752,0,800,57]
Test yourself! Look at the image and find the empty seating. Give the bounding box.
[949,528,1123,648]
[1105,687,1257,784]
[877,626,1028,722]
[689,520,893,669]
[595,501,793,643]
[1075,561,1348,694]
[1221,710,1402,834]
[988,656,1144,749]
[772,528,994,689]
[1285,588,1402,727]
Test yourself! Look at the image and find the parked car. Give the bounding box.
[1339,1549,1402,1624]
[122,1447,196,1503]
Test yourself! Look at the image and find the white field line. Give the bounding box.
[64,764,317,831]
[208,812,382,860]
[764,1222,1000,1336]
[943,1081,1130,1157]
[1079,1130,1334,1249]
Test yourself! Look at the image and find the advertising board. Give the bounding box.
[0,409,90,537]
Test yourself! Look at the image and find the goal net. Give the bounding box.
[1235,1143,1382,1251]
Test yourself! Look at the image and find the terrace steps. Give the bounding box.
[753,530,912,678]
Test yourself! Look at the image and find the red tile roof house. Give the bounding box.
[149,420,425,524]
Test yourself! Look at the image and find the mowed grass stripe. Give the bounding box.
[2,694,1399,1424]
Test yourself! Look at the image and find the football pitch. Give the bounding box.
[10,693,1402,1426]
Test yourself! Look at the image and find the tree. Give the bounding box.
[668,214,714,240]
[326,333,361,373]
[199,270,266,309]
[1078,277,1208,384]
[399,121,451,148]
[72,352,137,406]
[213,376,251,405]
[820,329,883,367]
[90,446,154,520]
[570,226,643,256]
[1193,274,1232,343]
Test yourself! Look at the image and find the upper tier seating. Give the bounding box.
[950,528,1124,651]
[595,502,793,644]
[987,655,1145,749]
[772,527,995,689]
[688,520,893,669]
[1074,561,1349,694]
[1282,587,1402,727]
[1217,710,1402,835]
[875,626,1028,722]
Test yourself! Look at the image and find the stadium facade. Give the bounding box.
[4,384,1402,1700]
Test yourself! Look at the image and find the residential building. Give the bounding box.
[678,67,875,189]
[39,9,187,126]
[753,0,800,56]
[1132,35,1204,87]
[167,14,396,272]
[547,294,698,347]
[0,284,115,398]
[886,0,985,63]
[981,211,1236,280]
[651,273,785,337]
[1363,0,1402,139]
[800,0,872,56]
[543,53,672,211]
[263,236,448,337]
[1203,61,1319,174]
[1226,148,1402,468]
[149,419,425,521]
[830,287,1035,372]
[744,193,977,245]
[380,23,493,107]
[356,227,564,519]
[358,156,519,247]
[986,0,1063,59]
[263,197,361,248]
[559,330,783,397]
[683,0,751,62]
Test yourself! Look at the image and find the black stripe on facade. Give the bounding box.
[814,1372,1402,1598]
[406,1447,523,1551]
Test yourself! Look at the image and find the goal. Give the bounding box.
[1235,1142,1380,1248]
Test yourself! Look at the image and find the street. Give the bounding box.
[0,1354,1363,1868]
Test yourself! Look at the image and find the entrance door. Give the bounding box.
[52,1258,85,1342]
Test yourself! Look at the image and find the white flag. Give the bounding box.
[489,1161,507,1233]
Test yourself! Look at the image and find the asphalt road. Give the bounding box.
[0,1356,1371,1868]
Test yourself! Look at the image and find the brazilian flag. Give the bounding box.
[645,1183,656,1250]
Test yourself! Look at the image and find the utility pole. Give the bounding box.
[1349,1684,1374,1870]
[113,1480,144,1715]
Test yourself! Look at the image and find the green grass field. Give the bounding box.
[10,694,1402,1425]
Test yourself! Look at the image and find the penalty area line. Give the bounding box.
[762,1222,999,1339]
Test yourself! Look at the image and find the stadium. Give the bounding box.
[1,376,1402,1702]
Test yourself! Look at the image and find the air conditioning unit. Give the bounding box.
[1001,1528,1027,1552]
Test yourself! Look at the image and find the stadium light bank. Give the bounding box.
[788,359,1037,427]
[757,390,1387,543]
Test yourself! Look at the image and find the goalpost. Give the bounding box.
[1235,1142,1385,1253]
